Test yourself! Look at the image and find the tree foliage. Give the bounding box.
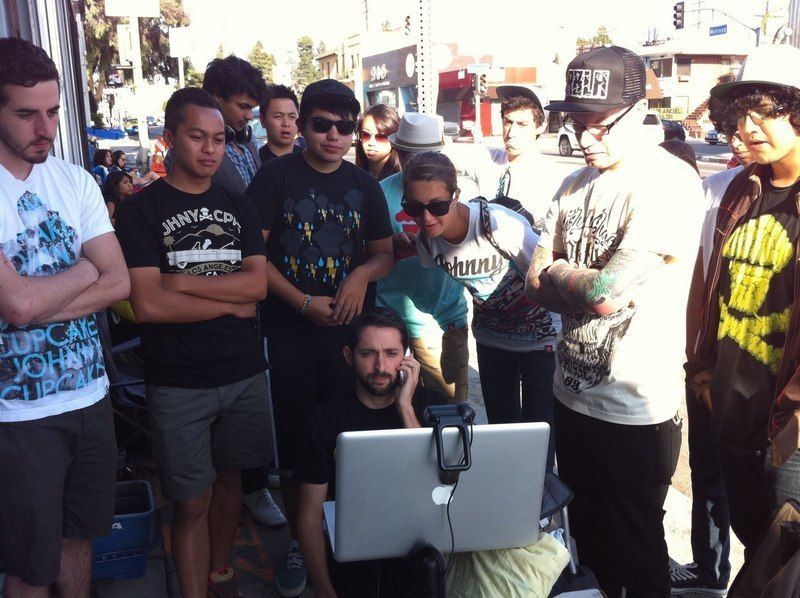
[83,0,189,104]
[248,41,276,83]
[184,58,204,88]
[138,0,190,82]
[291,36,321,95]
[84,0,120,105]
[576,26,614,49]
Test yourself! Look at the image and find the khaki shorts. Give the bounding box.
[146,373,273,502]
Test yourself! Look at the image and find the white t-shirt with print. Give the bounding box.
[538,147,704,425]
[497,150,566,231]
[700,166,742,276]
[417,201,561,352]
[0,157,113,422]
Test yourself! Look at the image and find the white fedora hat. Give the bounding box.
[388,113,445,153]
[711,44,800,98]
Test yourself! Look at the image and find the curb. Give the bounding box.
[698,155,731,164]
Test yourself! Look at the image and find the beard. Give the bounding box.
[357,370,398,397]
[0,126,52,164]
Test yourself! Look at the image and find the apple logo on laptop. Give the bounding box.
[431,485,455,505]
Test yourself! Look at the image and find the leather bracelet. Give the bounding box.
[298,294,311,315]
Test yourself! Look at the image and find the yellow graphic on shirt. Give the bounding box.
[718,214,793,374]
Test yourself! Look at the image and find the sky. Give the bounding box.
[180,0,784,82]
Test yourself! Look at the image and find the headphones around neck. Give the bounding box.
[225,124,252,145]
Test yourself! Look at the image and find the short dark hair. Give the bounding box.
[500,95,545,127]
[164,87,219,134]
[402,151,458,197]
[709,85,800,136]
[349,308,409,351]
[298,95,357,130]
[260,84,298,114]
[93,148,111,166]
[202,56,267,102]
[0,37,60,107]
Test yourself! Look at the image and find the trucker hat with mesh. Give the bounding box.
[547,46,646,113]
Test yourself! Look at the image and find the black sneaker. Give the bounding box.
[670,562,727,596]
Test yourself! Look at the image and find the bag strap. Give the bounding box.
[470,197,516,265]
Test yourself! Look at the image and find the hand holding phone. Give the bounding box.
[398,347,412,386]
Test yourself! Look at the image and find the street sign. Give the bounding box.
[105,0,160,18]
[116,24,134,64]
[169,27,193,58]
[466,64,491,74]
[709,24,728,36]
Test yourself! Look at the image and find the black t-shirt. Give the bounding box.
[246,152,392,335]
[115,179,267,387]
[712,175,800,453]
[258,144,301,164]
[294,386,447,496]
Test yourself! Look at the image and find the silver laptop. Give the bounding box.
[324,422,549,562]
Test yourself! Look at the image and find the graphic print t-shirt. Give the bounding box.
[115,179,266,388]
[246,152,392,335]
[0,159,112,422]
[538,148,704,425]
[711,177,800,454]
[417,202,560,351]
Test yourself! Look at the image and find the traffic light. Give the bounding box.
[478,73,488,95]
[404,15,411,35]
[673,2,685,29]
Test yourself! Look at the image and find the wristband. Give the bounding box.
[298,294,312,315]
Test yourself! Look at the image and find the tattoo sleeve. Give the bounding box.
[548,248,664,315]
[526,247,583,313]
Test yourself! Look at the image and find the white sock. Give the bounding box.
[289,538,300,551]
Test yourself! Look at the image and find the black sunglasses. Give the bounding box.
[309,116,357,135]
[401,194,454,217]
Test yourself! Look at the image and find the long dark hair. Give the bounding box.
[93,148,111,167]
[103,170,133,201]
[355,104,401,181]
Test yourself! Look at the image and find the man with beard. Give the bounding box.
[0,37,129,597]
[294,308,446,597]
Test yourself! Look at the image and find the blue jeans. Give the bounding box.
[685,388,731,584]
[716,440,800,562]
[475,344,555,471]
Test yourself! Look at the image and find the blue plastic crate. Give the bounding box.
[92,480,156,580]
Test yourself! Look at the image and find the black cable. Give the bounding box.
[443,419,474,577]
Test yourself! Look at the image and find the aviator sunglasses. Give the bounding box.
[309,116,357,135]
[358,131,390,143]
[401,193,455,218]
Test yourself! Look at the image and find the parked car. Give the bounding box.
[705,129,722,145]
[662,119,686,141]
[248,108,268,149]
[557,110,665,156]
[443,121,460,141]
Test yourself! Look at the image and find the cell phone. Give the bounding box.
[398,347,412,386]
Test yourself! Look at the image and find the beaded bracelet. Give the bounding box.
[298,294,312,315]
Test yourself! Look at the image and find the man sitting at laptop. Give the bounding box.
[295,308,447,597]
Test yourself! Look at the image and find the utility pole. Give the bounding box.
[128,17,150,148]
[416,0,437,115]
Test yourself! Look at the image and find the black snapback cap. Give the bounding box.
[300,78,361,116]
[547,46,646,113]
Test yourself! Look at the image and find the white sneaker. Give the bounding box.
[243,488,287,527]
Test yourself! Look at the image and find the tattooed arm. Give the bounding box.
[546,248,665,316]
[525,245,583,313]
